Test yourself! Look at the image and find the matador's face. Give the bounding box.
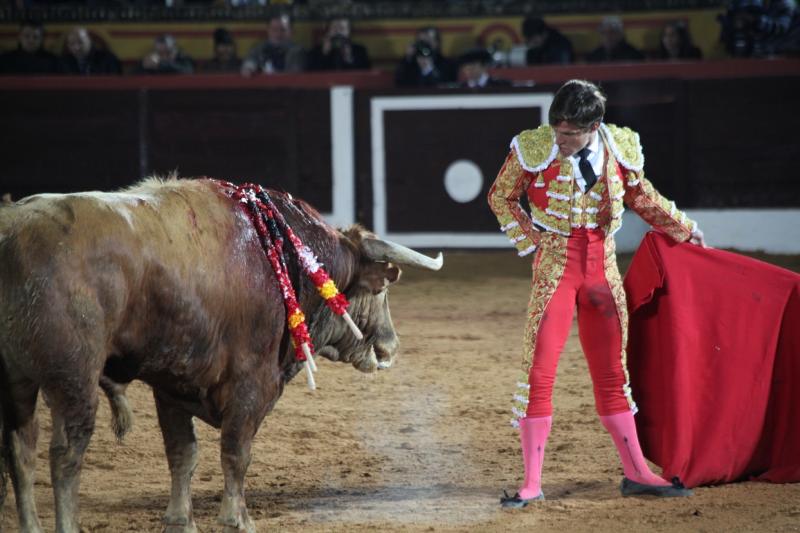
[553,121,600,158]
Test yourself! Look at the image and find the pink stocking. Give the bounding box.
[600,411,670,487]
[518,416,552,499]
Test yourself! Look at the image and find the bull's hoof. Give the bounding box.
[163,515,198,533]
[218,516,256,533]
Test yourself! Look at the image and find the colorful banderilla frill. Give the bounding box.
[222,180,363,390]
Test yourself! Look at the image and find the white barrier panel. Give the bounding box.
[385,209,800,254]
[616,209,800,254]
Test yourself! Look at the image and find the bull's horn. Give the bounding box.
[361,238,444,271]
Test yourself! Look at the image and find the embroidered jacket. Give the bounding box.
[488,123,697,256]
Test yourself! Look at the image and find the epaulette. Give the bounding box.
[601,123,644,172]
[510,125,558,173]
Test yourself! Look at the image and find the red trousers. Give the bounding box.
[526,229,631,418]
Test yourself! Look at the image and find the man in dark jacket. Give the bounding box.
[240,13,305,75]
[0,20,59,74]
[59,27,122,75]
[522,16,574,65]
[459,48,511,89]
[395,26,457,87]
[586,16,645,62]
[139,34,195,75]
[307,17,371,71]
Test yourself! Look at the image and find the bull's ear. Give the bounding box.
[385,263,401,284]
[359,262,401,294]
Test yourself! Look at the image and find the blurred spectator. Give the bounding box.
[204,28,241,73]
[307,17,371,71]
[586,16,645,62]
[395,26,456,87]
[139,34,194,74]
[522,16,574,65]
[458,48,511,88]
[241,13,305,75]
[657,21,702,60]
[718,0,800,57]
[0,20,59,75]
[59,27,122,75]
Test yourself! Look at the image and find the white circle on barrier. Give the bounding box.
[444,159,484,203]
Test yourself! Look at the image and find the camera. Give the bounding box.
[330,34,349,49]
[413,40,434,58]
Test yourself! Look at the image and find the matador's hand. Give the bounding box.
[689,228,707,248]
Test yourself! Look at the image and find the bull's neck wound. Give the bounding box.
[213,180,359,389]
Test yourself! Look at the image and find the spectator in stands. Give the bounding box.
[139,34,194,74]
[0,20,59,75]
[307,17,371,71]
[586,16,645,62]
[657,20,702,60]
[718,0,800,57]
[241,13,306,76]
[522,16,574,65]
[458,48,511,89]
[204,27,241,73]
[395,26,457,87]
[59,27,122,75]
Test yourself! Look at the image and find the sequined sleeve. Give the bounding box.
[623,170,697,243]
[488,149,539,256]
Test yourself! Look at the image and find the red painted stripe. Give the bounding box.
[0,69,395,90]
[553,16,691,32]
[0,31,64,38]
[478,22,522,45]
[491,58,800,83]
[0,59,797,91]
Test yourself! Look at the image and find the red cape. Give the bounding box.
[624,231,800,487]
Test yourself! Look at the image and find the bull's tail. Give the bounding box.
[99,376,133,442]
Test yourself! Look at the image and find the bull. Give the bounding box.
[0,178,442,533]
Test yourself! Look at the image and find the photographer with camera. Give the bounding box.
[718,0,799,57]
[395,26,457,87]
[138,34,194,75]
[308,17,371,71]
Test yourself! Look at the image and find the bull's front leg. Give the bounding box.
[154,391,199,533]
[217,401,261,533]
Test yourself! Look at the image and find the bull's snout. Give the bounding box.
[354,335,398,373]
[374,338,398,369]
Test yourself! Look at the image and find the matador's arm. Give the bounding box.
[623,169,697,243]
[488,149,539,256]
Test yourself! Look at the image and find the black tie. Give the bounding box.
[577,147,597,191]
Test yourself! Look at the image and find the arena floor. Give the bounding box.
[2,250,799,533]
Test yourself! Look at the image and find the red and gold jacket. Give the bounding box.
[488,123,697,256]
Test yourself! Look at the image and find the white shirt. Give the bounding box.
[569,132,605,192]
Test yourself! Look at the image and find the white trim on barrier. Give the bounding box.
[379,209,800,253]
[370,93,554,239]
[322,86,355,228]
[611,209,800,254]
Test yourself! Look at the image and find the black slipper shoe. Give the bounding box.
[620,477,693,498]
[500,490,545,508]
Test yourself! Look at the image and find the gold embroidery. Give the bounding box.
[515,125,556,170]
[488,150,539,252]
[623,170,695,243]
[521,234,569,375]
[603,236,637,413]
[604,124,644,170]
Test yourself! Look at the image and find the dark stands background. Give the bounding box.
[1,0,799,231]
[3,61,799,230]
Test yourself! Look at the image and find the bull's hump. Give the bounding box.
[17,191,160,233]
